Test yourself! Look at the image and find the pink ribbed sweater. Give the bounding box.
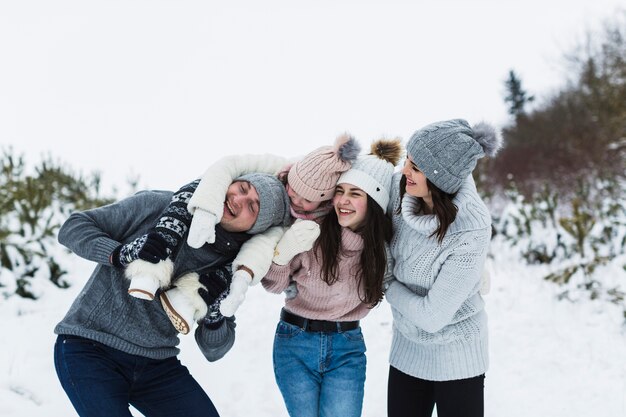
[262,227,370,322]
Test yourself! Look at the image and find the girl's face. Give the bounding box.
[402,156,431,203]
[286,183,323,213]
[333,183,368,231]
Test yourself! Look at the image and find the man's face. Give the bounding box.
[220,180,260,232]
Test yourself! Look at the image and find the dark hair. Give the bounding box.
[396,175,458,243]
[277,170,289,186]
[314,195,392,307]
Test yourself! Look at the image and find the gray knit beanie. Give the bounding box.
[406,119,502,193]
[237,173,291,235]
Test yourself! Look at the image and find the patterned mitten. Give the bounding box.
[110,232,173,300]
[110,232,170,267]
[197,268,231,324]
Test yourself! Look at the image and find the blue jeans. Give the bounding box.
[272,320,367,417]
[54,335,219,417]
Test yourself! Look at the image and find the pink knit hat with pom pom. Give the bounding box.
[287,134,361,202]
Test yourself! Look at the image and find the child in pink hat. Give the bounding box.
[125,134,361,334]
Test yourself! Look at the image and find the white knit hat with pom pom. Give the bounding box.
[337,138,403,211]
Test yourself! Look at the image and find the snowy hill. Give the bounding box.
[2,237,625,417]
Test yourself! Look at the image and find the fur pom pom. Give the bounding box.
[472,122,502,157]
[370,138,403,166]
[334,133,361,164]
[125,258,174,288]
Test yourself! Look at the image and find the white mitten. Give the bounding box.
[187,209,218,248]
[125,258,174,300]
[272,220,320,265]
[232,226,285,285]
[219,269,252,317]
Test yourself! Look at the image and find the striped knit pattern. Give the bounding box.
[263,227,371,322]
[386,172,491,381]
[154,179,199,254]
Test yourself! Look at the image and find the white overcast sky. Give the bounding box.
[1,0,622,193]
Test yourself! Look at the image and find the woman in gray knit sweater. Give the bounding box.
[384,119,501,417]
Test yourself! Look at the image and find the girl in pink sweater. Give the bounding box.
[262,139,402,417]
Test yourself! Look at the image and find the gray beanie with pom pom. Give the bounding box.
[406,119,502,194]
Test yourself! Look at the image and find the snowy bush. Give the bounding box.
[495,177,626,314]
[0,149,114,299]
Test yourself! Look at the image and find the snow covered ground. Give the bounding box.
[2,237,625,417]
[3,2,625,415]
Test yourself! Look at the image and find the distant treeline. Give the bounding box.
[480,10,625,196]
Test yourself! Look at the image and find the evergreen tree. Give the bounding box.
[488,14,625,195]
[503,70,534,117]
[0,149,115,299]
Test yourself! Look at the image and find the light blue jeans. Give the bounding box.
[272,320,367,417]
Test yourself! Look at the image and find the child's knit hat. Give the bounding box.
[238,173,291,234]
[338,138,403,211]
[288,134,361,202]
[406,119,502,194]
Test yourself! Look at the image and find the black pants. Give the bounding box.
[387,366,484,417]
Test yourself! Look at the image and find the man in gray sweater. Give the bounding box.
[54,174,290,417]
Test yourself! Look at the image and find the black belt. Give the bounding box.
[280,308,359,333]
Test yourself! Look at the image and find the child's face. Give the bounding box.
[286,183,323,214]
[220,180,260,232]
[333,183,367,231]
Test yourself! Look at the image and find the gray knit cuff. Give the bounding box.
[94,238,124,265]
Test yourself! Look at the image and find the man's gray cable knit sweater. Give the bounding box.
[55,190,248,362]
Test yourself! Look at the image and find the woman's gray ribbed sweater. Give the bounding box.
[385,172,491,381]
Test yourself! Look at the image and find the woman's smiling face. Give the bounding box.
[402,156,431,203]
[333,183,368,231]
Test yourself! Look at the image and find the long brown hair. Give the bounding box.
[314,195,392,307]
[397,175,458,243]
